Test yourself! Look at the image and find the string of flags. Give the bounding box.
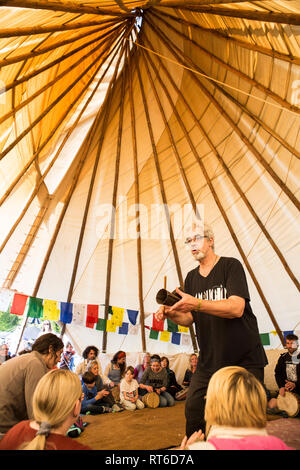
[0,289,192,347]
[0,289,296,348]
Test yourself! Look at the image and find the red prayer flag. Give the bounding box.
[152,313,164,331]
[10,293,28,315]
[86,304,98,327]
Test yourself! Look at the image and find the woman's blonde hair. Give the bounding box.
[205,366,267,435]
[189,353,197,371]
[21,369,82,450]
[87,360,98,372]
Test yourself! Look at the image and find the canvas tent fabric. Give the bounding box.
[0,1,299,355]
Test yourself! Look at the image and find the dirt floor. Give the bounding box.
[77,401,186,450]
[75,401,300,451]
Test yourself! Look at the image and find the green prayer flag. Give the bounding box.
[260,333,270,346]
[149,328,159,340]
[96,318,106,331]
[167,318,178,333]
[27,297,43,318]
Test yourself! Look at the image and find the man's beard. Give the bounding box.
[192,251,205,261]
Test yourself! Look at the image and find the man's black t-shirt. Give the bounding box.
[184,256,268,375]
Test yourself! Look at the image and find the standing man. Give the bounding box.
[156,224,267,437]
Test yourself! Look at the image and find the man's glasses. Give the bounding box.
[184,234,207,245]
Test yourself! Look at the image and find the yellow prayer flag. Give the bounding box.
[160,331,170,342]
[178,325,189,333]
[111,306,124,327]
[106,319,117,332]
[43,299,60,320]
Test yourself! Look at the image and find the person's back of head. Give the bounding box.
[20,369,82,450]
[205,366,267,434]
[82,371,96,385]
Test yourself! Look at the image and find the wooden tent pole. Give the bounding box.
[27,29,129,341]
[139,42,201,219]
[0,21,123,69]
[0,27,127,207]
[158,4,300,26]
[142,24,285,345]
[0,32,125,255]
[60,25,133,344]
[153,9,300,67]
[1,23,124,114]
[135,48,198,353]
[145,17,300,213]
[150,10,300,117]
[0,0,134,17]
[3,21,124,94]
[5,76,109,354]
[0,17,125,38]
[4,197,51,289]
[142,33,300,293]
[0,26,126,163]
[102,66,127,354]
[127,43,147,353]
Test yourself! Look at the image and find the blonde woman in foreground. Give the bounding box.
[180,366,294,450]
[0,369,92,450]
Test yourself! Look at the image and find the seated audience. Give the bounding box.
[0,333,63,436]
[180,366,294,450]
[76,345,112,387]
[0,369,91,450]
[59,341,75,371]
[134,353,151,382]
[161,356,183,398]
[87,361,123,412]
[139,355,175,407]
[120,366,145,411]
[0,343,11,365]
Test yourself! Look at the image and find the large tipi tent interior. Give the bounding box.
[0,0,300,450]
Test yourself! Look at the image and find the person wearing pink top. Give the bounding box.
[179,366,294,451]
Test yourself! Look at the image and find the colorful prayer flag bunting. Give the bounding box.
[171,332,181,345]
[127,309,139,325]
[10,293,28,315]
[149,328,159,340]
[119,322,129,335]
[60,302,73,324]
[152,313,164,331]
[160,331,170,342]
[27,297,43,318]
[43,299,60,320]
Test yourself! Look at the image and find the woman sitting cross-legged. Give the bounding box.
[0,369,92,450]
[139,355,175,407]
[86,360,123,413]
[180,366,294,451]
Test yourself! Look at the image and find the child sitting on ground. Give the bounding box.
[120,366,145,411]
[81,371,121,415]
